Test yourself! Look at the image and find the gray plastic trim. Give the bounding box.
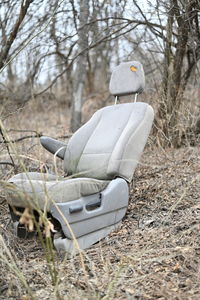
[40,136,67,159]
[50,178,129,239]
[53,222,121,254]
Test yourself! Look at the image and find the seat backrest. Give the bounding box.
[64,102,153,182]
[64,61,154,182]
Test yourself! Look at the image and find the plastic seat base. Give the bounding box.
[53,222,121,254]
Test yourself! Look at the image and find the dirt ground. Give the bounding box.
[0,99,200,300]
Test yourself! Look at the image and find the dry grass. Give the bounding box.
[0,97,200,300]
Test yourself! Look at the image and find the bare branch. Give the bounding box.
[0,0,33,69]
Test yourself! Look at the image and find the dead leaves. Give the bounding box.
[19,208,34,232]
[16,207,56,237]
[39,217,56,238]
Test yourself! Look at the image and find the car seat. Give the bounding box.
[5,61,154,253]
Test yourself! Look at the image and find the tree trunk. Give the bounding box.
[158,0,193,146]
[70,0,89,132]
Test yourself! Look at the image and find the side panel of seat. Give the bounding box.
[50,178,129,239]
[64,109,102,176]
[108,104,154,182]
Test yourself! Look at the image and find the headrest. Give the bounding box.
[109,61,145,96]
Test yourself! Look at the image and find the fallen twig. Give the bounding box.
[7,129,40,134]
[0,161,15,167]
[0,133,42,144]
[0,123,15,167]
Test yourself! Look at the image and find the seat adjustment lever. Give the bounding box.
[86,199,101,211]
[69,205,83,213]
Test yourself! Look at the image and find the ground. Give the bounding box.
[0,98,200,300]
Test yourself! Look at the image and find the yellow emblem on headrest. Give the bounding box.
[130,65,137,72]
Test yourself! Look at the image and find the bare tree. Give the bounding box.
[0,0,54,105]
[159,0,200,145]
[0,0,33,70]
[129,0,200,146]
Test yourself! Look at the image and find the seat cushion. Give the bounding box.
[6,172,109,211]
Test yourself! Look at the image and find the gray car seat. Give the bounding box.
[5,61,154,253]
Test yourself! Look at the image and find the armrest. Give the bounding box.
[40,136,67,159]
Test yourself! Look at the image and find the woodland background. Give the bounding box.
[0,1,200,299]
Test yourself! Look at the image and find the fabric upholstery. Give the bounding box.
[109,61,145,96]
[64,102,154,182]
[7,172,109,210]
